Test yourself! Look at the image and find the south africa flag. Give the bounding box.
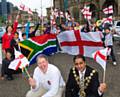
[19,34,57,65]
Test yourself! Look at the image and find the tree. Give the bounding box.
[0,16,6,26]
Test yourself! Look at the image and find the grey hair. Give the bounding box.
[36,54,48,62]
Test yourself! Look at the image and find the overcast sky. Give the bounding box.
[7,0,53,16]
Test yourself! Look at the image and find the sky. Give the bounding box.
[7,0,53,16]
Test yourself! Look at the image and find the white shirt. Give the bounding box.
[32,64,65,97]
[105,33,113,46]
[78,69,86,80]
[18,30,24,41]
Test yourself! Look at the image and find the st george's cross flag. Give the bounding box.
[81,5,90,14]
[103,5,113,14]
[84,11,92,20]
[102,16,113,24]
[19,4,25,10]
[9,50,29,70]
[92,48,111,71]
[57,30,104,58]
[19,4,33,15]
[81,5,92,20]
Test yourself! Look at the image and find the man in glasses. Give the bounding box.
[26,54,65,97]
[65,55,107,97]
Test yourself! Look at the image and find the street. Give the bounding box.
[0,41,120,97]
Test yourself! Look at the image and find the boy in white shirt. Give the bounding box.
[103,28,117,65]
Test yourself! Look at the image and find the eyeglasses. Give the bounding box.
[75,62,84,65]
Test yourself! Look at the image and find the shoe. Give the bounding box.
[113,62,117,66]
[0,76,5,80]
[6,76,14,81]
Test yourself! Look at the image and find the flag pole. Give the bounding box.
[21,62,31,79]
[41,0,43,34]
[24,67,31,78]
[103,69,106,83]
[50,0,53,33]
[103,47,109,83]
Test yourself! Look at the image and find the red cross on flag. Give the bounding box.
[57,30,103,57]
[103,5,113,14]
[9,50,29,70]
[84,11,92,20]
[81,5,92,20]
[81,5,90,14]
[19,4,33,15]
[102,16,113,24]
[19,4,25,10]
[92,48,111,71]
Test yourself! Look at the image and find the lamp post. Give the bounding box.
[41,0,43,34]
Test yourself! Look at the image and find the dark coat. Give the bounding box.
[10,39,20,51]
[65,66,102,97]
[1,58,14,77]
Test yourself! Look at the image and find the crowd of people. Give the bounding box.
[0,9,119,97]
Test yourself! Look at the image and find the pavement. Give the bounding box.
[0,41,120,97]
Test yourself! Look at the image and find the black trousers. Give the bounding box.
[1,63,13,77]
[107,45,116,62]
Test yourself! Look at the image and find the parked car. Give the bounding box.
[0,27,6,43]
[113,20,120,33]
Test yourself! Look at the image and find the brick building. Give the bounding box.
[53,0,120,20]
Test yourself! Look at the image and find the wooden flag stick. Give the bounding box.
[103,47,110,83]
[103,69,106,83]
[24,67,31,78]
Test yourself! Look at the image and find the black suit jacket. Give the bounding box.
[65,66,102,97]
[10,39,19,51]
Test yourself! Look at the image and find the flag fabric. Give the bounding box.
[102,16,113,24]
[92,48,111,71]
[108,5,113,14]
[81,5,92,20]
[19,4,33,15]
[84,11,92,20]
[19,34,57,65]
[9,50,29,70]
[103,5,113,14]
[19,4,25,10]
[57,30,103,57]
[81,6,90,14]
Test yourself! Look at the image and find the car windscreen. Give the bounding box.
[116,22,120,26]
[0,28,3,32]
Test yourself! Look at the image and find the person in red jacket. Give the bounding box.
[2,14,19,55]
